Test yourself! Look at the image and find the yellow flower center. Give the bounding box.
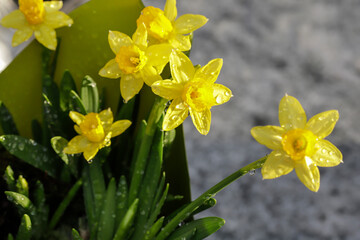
[282,129,318,160]
[79,113,105,143]
[19,0,45,25]
[115,45,147,74]
[182,80,215,111]
[137,6,173,42]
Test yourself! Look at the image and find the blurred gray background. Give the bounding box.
[1,0,360,239]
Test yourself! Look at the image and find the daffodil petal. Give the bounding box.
[174,14,208,34]
[74,125,82,134]
[12,27,33,47]
[108,30,133,54]
[132,22,148,50]
[295,157,320,192]
[99,59,122,79]
[34,24,57,50]
[279,95,307,130]
[312,139,342,167]
[213,83,232,106]
[305,110,339,139]
[110,120,132,137]
[190,107,211,135]
[170,50,195,83]
[261,150,294,179]
[146,44,173,72]
[45,11,73,29]
[152,80,183,100]
[194,58,223,83]
[140,66,162,86]
[63,135,91,154]
[163,98,188,131]
[83,144,100,161]
[169,34,191,51]
[44,1,63,12]
[120,74,144,103]
[99,108,113,132]
[1,10,27,29]
[251,126,285,150]
[164,0,177,22]
[69,111,85,125]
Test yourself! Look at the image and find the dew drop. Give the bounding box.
[249,169,256,176]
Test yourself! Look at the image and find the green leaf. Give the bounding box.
[5,191,35,217]
[42,75,60,110]
[132,128,164,240]
[144,217,164,240]
[49,179,82,230]
[80,76,99,113]
[69,90,87,114]
[167,217,225,240]
[16,175,29,197]
[72,228,84,240]
[147,183,169,229]
[0,135,61,178]
[97,178,116,240]
[113,198,139,240]
[42,93,64,145]
[59,70,77,112]
[115,175,128,229]
[82,167,96,238]
[4,165,16,191]
[33,181,48,233]
[0,101,19,135]
[7,233,14,240]
[16,214,32,240]
[192,198,217,216]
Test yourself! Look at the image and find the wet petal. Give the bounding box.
[312,139,342,167]
[44,1,63,12]
[146,44,172,72]
[194,58,223,83]
[99,108,113,132]
[306,110,339,139]
[69,111,84,125]
[163,98,189,131]
[152,80,183,100]
[1,10,27,29]
[45,11,73,29]
[12,27,33,47]
[213,84,232,106]
[120,74,144,102]
[295,157,320,192]
[279,95,307,130]
[34,24,57,50]
[63,135,90,154]
[74,125,82,134]
[83,144,100,161]
[110,120,132,137]
[174,14,208,34]
[261,150,294,179]
[164,0,177,22]
[190,108,211,135]
[139,66,162,86]
[132,22,147,50]
[108,30,132,54]
[251,126,285,150]
[170,50,195,83]
[99,59,122,79]
[169,33,191,51]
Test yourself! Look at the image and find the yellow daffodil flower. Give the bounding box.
[137,0,208,51]
[151,50,232,135]
[251,95,343,192]
[63,108,131,161]
[99,23,172,102]
[1,0,73,50]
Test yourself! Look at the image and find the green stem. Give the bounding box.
[156,156,268,240]
[49,179,83,230]
[128,97,168,206]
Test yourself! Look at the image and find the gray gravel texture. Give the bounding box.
[1,0,360,239]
